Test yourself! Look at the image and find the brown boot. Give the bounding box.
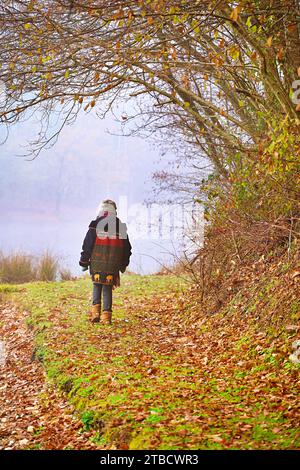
[101,310,112,325]
[90,304,100,323]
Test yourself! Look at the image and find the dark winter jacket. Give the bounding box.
[79,214,132,277]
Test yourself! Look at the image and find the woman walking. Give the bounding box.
[79,199,132,324]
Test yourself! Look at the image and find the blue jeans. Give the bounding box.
[92,283,113,311]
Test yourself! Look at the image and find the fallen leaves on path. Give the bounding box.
[0,303,97,450]
[1,272,299,450]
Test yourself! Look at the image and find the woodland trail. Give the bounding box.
[0,275,299,450]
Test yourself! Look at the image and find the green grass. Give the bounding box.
[5,273,300,450]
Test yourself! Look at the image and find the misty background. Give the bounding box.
[0,108,195,275]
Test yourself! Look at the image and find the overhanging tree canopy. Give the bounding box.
[0,0,299,174]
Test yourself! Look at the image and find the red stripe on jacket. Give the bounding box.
[95,237,124,247]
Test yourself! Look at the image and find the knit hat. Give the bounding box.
[98,199,117,216]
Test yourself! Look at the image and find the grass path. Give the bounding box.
[0,274,299,449]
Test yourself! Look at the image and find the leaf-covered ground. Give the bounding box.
[0,296,96,450]
[0,273,299,450]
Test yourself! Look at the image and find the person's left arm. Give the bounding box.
[120,235,132,273]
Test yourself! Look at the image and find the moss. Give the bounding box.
[0,284,22,293]
[129,426,156,450]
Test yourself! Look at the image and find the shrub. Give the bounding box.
[59,268,73,281]
[36,251,58,282]
[0,251,37,283]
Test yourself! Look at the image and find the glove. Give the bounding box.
[81,266,88,272]
[120,266,126,273]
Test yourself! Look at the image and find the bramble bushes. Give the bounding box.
[189,117,300,303]
[201,117,299,252]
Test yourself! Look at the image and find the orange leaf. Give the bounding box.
[287,23,296,32]
[276,47,284,61]
[208,434,223,443]
[266,36,273,47]
[230,6,240,22]
[251,51,257,62]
